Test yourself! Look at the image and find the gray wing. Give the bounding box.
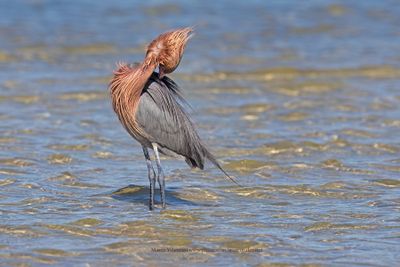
[136,75,207,169]
[136,74,241,186]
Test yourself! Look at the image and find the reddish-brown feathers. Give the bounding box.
[147,27,193,77]
[109,27,192,139]
[109,56,156,138]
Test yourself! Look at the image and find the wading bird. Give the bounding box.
[109,27,238,210]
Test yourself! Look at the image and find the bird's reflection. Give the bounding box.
[111,184,202,207]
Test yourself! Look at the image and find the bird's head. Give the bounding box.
[146,27,193,79]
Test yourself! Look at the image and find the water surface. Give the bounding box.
[1,1,400,266]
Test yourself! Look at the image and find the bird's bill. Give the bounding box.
[158,66,165,79]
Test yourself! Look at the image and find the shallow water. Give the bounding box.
[1,1,400,266]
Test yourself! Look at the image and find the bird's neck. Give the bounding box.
[109,61,156,138]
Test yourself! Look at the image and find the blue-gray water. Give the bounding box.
[1,1,400,266]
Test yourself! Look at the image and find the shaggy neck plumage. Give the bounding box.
[109,53,157,138]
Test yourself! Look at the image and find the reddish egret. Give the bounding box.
[109,27,238,210]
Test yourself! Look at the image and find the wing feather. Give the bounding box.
[136,74,205,168]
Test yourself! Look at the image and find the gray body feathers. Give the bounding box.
[136,73,213,170]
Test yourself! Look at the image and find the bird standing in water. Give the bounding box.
[109,27,238,210]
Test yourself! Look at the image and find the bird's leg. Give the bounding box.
[143,146,156,210]
[152,143,166,209]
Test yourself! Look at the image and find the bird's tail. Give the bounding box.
[203,148,242,187]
